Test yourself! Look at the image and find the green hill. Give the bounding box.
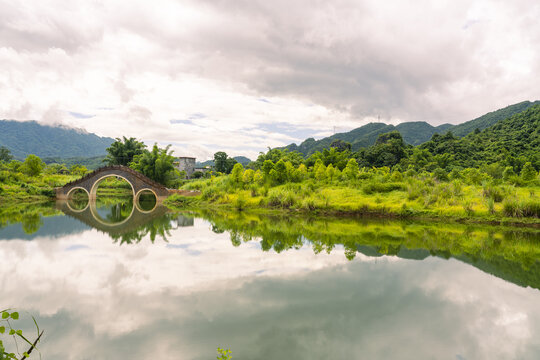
[420,104,540,168]
[450,100,540,137]
[0,120,114,159]
[283,122,451,156]
[281,100,539,156]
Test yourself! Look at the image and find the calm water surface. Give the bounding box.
[1,200,540,360]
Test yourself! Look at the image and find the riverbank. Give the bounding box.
[166,175,540,227]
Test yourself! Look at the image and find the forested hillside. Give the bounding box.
[420,104,540,171]
[284,122,450,156]
[281,100,539,156]
[450,100,540,137]
[0,120,114,159]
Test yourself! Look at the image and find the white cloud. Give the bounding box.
[0,0,539,160]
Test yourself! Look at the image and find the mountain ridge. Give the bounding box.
[0,120,115,159]
[280,100,540,156]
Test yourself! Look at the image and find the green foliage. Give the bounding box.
[69,164,88,176]
[503,199,540,218]
[130,144,180,186]
[0,147,13,163]
[255,148,304,168]
[503,166,516,181]
[21,155,44,177]
[105,136,147,166]
[0,309,42,359]
[230,163,244,185]
[343,158,359,180]
[363,182,406,194]
[360,131,406,168]
[42,155,106,170]
[217,348,232,360]
[214,152,237,174]
[164,194,200,208]
[450,100,540,137]
[521,162,537,182]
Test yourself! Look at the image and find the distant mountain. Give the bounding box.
[283,121,452,156]
[196,156,252,168]
[449,100,540,137]
[281,100,539,156]
[0,120,114,159]
[233,156,252,165]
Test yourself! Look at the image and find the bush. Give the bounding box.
[482,184,505,202]
[433,168,449,182]
[266,188,297,208]
[363,182,405,194]
[503,199,540,218]
[202,187,219,201]
[233,195,247,210]
[165,194,199,208]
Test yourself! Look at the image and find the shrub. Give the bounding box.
[301,197,316,211]
[486,197,495,215]
[482,184,505,202]
[363,182,405,194]
[462,200,474,216]
[233,194,247,211]
[503,199,540,218]
[164,194,199,207]
[201,187,218,201]
[521,162,537,182]
[433,168,448,182]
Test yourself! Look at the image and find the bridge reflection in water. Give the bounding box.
[56,197,194,244]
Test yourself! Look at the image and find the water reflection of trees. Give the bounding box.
[0,202,59,234]
[199,209,540,290]
[109,213,182,245]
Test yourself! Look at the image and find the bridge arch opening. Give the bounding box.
[89,175,136,225]
[66,187,90,212]
[89,174,135,200]
[135,189,158,213]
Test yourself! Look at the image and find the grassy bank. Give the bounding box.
[167,167,540,225]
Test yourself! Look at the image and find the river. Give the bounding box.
[1,198,540,359]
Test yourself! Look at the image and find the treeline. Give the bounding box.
[176,105,540,220]
[237,104,540,181]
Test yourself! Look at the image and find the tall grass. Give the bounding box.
[503,199,540,218]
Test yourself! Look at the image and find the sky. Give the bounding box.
[0,0,539,161]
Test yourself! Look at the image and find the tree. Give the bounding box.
[22,154,44,176]
[213,152,237,174]
[230,163,244,184]
[343,158,359,180]
[363,131,406,168]
[521,162,537,181]
[0,146,13,162]
[330,139,352,152]
[105,136,147,166]
[130,144,180,186]
[214,151,228,173]
[503,166,516,181]
[262,160,274,177]
[273,159,287,184]
[70,164,88,176]
[242,169,255,183]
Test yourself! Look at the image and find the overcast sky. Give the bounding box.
[1,0,539,160]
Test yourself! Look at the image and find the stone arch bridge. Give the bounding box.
[55,165,172,202]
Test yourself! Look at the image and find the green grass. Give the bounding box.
[172,173,540,225]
